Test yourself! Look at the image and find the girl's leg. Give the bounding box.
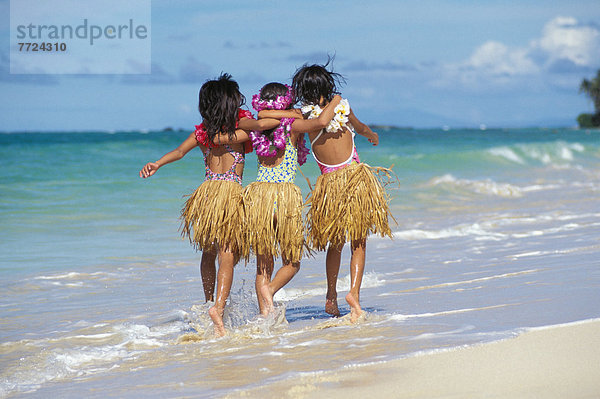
[201,249,217,302]
[208,248,238,337]
[261,258,300,315]
[325,244,344,317]
[255,254,274,316]
[346,238,366,322]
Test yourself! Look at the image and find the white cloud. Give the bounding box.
[436,16,600,90]
[466,41,538,76]
[533,16,600,70]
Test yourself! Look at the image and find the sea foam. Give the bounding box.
[428,174,523,197]
[274,272,386,302]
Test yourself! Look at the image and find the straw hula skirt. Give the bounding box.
[242,182,305,263]
[307,163,393,250]
[180,180,248,258]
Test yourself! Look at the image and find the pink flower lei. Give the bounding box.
[250,85,309,165]
[251,84,295,111]
[249,118,293,157]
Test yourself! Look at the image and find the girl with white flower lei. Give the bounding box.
[263,61,394,322]
[215,82,341,316]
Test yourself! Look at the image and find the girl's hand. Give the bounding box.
[139,132,198,178]
[367,131,379,146]
[348,109,379,146]
[289,95,342,134]
[140,162,160,178]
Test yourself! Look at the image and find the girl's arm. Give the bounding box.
[290,95,342,134]
[348,109,379,145]
[213,129,251,145]
[139,132,199,178]
[237,117,280,131]
[257,109,303,119]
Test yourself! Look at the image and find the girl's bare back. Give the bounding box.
[203,142,245,176]
[308,127,354,166]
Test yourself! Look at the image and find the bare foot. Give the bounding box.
[345,292,363,323]
[325,297,341,317]
[260,284,274,316]
[208,306,226,337]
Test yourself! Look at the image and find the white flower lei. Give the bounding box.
[302,99,351,133]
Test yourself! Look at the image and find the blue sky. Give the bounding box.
[1,0,599,131]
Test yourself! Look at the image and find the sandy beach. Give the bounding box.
[226,319,600,399]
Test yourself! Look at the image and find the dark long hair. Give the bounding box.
[292,57,345,106]
[198,73,245,141]
[258,82,291,141]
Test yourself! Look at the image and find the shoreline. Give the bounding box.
[225,318,600,398]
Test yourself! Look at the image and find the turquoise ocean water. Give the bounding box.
[1,127,599,397]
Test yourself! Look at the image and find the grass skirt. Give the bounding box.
[180,180,248,258]
[242,182,305,263]
[307,163,394,250]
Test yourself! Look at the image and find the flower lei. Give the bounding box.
[250,85,309,165]
[301,98,351,133]
[296,135,309,165]
[251,84,295,111]
[194,109,254,153]
[249,117,294,156]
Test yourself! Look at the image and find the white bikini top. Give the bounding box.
[303,98,356,168]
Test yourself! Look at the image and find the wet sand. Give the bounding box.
[225,319,600,398]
